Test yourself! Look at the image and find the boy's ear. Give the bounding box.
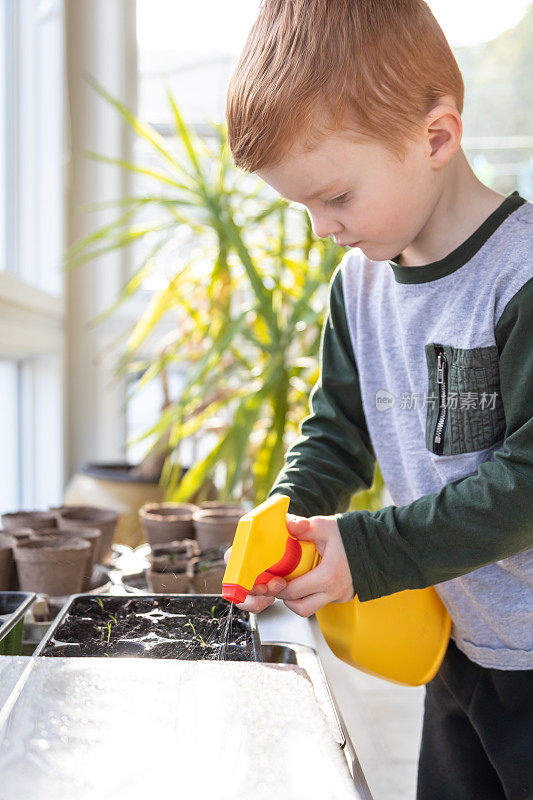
[424,101,462,167]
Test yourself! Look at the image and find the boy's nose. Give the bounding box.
[309,211,344,241]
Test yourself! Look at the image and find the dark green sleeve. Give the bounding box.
[267,265,376,516]
[337,276,533,602]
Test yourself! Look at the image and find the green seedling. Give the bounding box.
[185,619,196,635]
[108,614,118,624]
[198,634,207,647]
[210,604,216,619]
[95,598,104,610]
[99,620,114,643]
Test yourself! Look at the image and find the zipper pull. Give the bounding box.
[437,353,444,384]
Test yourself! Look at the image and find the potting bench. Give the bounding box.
[0,594,373,799]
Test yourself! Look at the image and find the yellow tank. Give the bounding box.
[222,494,451,686]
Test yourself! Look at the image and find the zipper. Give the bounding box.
[433,344,448,455]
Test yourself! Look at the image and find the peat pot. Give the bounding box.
[35,527,102,593]
[147,539,199,594]
[14,538,90,596]
[190,545,230,594]
[62,462,217,548]
[58,506,118,565]
[0,531,33,590]
[0,534,15,591]
[192,507,242,551]
[199,501,245,513]
[139,503,198,547]
[37,594,261,661]
[2,510,57,531]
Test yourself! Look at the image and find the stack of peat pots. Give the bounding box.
[191,504,243,593]
[139,501,244,594]
[56,505,119,565]
[0,530,33,590]
[0,504,119,597]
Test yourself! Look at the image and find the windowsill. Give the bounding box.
[0,270,64,319]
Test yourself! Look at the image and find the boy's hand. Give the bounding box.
[223,513,354,617]
[223,545,288,613]
[276,514,354,617]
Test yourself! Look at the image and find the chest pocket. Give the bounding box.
[424,343,506,456]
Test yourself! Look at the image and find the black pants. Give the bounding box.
[417,640,533,800]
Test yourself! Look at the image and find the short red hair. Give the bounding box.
[226,0,464,171]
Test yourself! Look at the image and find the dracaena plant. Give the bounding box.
[65,82,383,508]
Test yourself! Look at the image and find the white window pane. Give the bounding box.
[18,0,63,294]
[20,355,63,509]
[0,2,5,273]
[0,360,20,514]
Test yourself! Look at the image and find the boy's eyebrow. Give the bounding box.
[301,181,344,200]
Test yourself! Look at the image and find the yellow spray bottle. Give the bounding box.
[222,494,451,686]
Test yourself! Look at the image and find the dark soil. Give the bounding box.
[40,595,258,661]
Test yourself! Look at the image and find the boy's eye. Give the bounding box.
[326,193,350,206]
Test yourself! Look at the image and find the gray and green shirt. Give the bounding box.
[269,191,533,670]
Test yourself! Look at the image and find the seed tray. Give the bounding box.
[35,594,261,661]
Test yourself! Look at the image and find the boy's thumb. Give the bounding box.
[286,514,313,540]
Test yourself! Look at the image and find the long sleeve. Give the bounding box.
[337,276,533,602]
[268,265,376,516]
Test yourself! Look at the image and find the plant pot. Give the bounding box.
[0,534,14,591]
[58,506,118,565]
[35,527,101,593]
[0,531,33,590]
[14,538,90,597]
[0,591,36,655]
[61,462,217,548]
[192,508,242,550]
[148,539,200,573]
[37,594,260,661]
[190,556,227,594]
[139,503,199,547]
[2,510,57,531]
[147,569,190,594]
[200,501,245,512]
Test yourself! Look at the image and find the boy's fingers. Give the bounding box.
[283,592,331,618]
[250,583,267,596]
[266,576,287,594]
[285,515,311,538]
[286,514,330,546]
[236,595,275,613]
[276,563,328,601]
[250,577,287,597]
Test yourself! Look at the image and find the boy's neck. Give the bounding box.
[397,150,507,267]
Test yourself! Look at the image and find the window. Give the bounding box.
[0,0,65,514]
[1,0,64,293]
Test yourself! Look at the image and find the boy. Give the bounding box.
[225,1,532,798]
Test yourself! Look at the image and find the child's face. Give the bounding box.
[257,128,439,262]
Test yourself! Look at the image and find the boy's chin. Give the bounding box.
[356,242,398,263]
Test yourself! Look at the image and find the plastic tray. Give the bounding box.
[0,592,36,655]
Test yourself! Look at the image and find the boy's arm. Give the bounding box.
[337,277,533,602]
[268,265,376,516]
